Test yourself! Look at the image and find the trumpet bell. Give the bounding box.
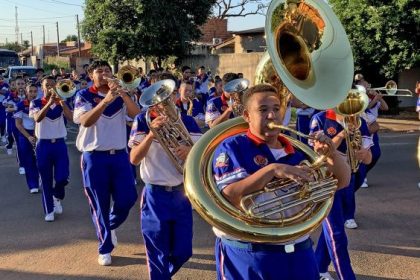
[117,65,141,90]
[139,79,176,107]
[265,0,353,109]
[55,79,77,99]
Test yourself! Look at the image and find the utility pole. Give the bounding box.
[31,31,34,56]
[20,33,23,45]
[15,6,19,44]
[42,25,45,46]
[56,21,60,56]
[76,14,81,57]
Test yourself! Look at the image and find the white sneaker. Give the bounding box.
[360,178,368,188]
[6,149,12,155]
[19,167,25,175]
[30,188,39,194]
[1,136,6,143]
[98,253,112,266]
[344,219,358,229]
[111,230,118,247]
[45,212,55,222]
[53,197,63,214]
[320,272,335,280]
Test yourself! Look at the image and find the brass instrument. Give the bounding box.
[184,0,354,243]
[117,65,141,90]
[264,0,353,109]
[184,117,337,243]
[370,80,413,97]
[139,79,194,174]
[223,78,250,117]
[55,79,77,99]
[335,86,369,173]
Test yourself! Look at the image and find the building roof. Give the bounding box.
[230,27,264,35]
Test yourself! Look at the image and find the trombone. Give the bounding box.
[370,80,413,97]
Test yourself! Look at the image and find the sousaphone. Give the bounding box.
[184,0,354,243]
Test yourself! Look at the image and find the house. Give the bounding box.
[212,27,266,54]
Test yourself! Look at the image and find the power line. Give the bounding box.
[0,0,70,16]
[36,0,84,7]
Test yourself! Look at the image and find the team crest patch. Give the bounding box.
[327,127,337,136]
[254,155,268,166]
[93,97,102,104]
[221,105,228,111]
[215,153,229,168]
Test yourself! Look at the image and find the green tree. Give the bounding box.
[82,0,215,67]
[2,42,24,52]
[61,35,78,43]
[329,0,419,80]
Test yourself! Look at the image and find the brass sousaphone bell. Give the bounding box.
[184,0,354,243]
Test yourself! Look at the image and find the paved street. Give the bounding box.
[0,128,419,280]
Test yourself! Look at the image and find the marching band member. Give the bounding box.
[129,75,202,279]
[310,107,372,280]
[4,78,25,174]
[207,77,223,100]
[0,75,10,143]
[293,97,318,145]
[194,65,210,104]
[176,80,205,128]
[354,74,388,188]
[73,60,139,266]
[30,76,72,222]
[14,83,40,193]
[212,84,350,280]
[205,73,238,128]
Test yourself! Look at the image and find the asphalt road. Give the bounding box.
[0,129,419,280]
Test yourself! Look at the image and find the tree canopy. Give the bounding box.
[61,35,78,43]
[330,0,419,80]
[82,0,215,66]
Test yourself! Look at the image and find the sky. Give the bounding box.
[0,0,265,46]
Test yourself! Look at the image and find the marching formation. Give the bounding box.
[0,1,402,280]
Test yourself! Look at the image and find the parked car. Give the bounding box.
[2,66,37,83]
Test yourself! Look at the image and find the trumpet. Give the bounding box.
[54,79,77,99]
[116,65,141,90]
[335,86,369,173]
[369,80,413,97]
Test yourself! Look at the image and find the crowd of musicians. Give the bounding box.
[0,60,389,280]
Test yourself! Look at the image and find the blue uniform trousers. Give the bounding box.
[18,130,39,190]
[81,150,138,254]
[296,114,311,146]
[0,109,5,136]
[141,184,193,280]
[36,138,69,214]
[342,175,356,221]
[215,237,319,280]
[315,189,356,280]
[6,117,23,167]
[366,132,380,173]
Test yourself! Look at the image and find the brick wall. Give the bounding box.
[199,18,231,44]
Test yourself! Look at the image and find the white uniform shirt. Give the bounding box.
[14,100,35,130]
[29,98,67,139]
[73,87,128,152]
[128,112,202,186]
